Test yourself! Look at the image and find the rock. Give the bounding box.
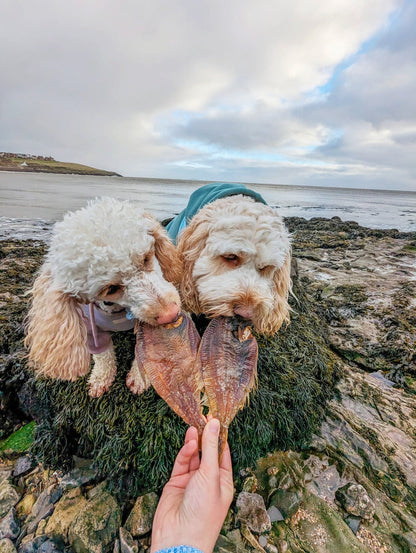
[225,529,246,551]
[236,492,271,534]
[119,527,138,553]
[15,495,37,518]
[112,539,120,553]
[13,456,36,479]
[268,489,302,520]
[0,473,13,486]
[258,535,268,548]
[0,538,17,553]
[335,483,375,520]
[25,484,64,534]
[44,487,87,540]
[289,492,369,552]
[31,486,63,519]
[124,492,158,537]
[17,535,65,552]
[345,516,361,535]
[0,481,20,518]
[34,519,48,537]
[266,505,284,523]
[305,462,345,504]
[0,508,20,540]
[68,488,121,553]
[276,541,287,553]
[60,467,97,491]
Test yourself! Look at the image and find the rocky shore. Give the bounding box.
[1,217,415,553]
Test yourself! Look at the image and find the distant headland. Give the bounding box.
[0,152,122,176]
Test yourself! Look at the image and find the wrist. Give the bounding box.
[153,547,205,553]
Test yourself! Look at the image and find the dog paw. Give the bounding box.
[126,372,150,395]
[88,382,110,398]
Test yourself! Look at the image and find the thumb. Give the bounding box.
[200,418,220,476]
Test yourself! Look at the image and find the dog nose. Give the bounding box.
[233,305,254,320]
[156,303,180,325]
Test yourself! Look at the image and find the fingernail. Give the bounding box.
[209,418,220,434]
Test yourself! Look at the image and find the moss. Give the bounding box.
[0,421,36,452]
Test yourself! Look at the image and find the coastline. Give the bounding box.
[1,215,416,552]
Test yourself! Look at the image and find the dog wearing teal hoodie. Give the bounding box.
[167,183,292,336]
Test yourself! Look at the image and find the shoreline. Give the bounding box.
[0,213,414,243]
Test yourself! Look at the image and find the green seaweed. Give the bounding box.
[0,420,36,453]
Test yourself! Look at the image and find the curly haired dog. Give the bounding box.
[25,197,181,397]
[176,193,291,336]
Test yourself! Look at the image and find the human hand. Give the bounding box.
[151,418,234,553]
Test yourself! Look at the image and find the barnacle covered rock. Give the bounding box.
[135,313,206,435]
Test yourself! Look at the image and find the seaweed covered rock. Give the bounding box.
[29,269,339,495]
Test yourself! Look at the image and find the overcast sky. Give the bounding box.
[1,0,415,190]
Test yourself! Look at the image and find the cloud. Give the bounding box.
[0,0,414,189]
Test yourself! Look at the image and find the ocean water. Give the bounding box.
[0,171,415,240]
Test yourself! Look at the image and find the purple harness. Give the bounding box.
[80,304,136,354]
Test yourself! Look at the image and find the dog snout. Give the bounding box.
[233,305,255,320]
[156,303,180,325]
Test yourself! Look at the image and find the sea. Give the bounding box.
[0,171,415,241]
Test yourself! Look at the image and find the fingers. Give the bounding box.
[170,429,198,478]
[185,426,198,444]
[200,418,220,475]
[220,441,232,473]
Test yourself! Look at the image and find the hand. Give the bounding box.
[151,418,234,553]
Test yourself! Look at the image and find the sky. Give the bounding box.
[1,0,415,190]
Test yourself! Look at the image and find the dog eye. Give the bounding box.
[106,284,121,295]
[143,253,153,266]
[221,254,240,267]
[258,265,274,275]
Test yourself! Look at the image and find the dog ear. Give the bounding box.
[258,253,292,336]
[176,216,210,314]
[144,214,182,285]
[24,267,91,380]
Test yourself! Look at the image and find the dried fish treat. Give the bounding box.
[135,313,206,435]
[199,316,258,456]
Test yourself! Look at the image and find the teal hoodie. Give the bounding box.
[166,182,266,243]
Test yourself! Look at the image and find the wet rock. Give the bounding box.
[266,505,284,523]
[0,508,19,540]
[268,489,302,520]
[335,483,375,520]
[124,492,158,537]
[44,487,87,540]
[215,533,245,553]
[225,529,246,551]
[0,481,20,518]
[119,527,138,553]
[12,457,36,479]
[60,467,97,491]
[31,486,63,519]
[305,461,345,504]
[17,535,65,553]
[0,538,17,553]
[15,495,36,518]
[25,485,63,536]
[289,492,369,553]
[236,492,271,534]
[68,487,121,553]
[345,516,361,535]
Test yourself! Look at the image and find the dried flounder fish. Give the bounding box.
[199,316,258,456]
[135,313,206,435]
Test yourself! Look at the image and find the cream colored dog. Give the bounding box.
[25,198,181,397]
[176,195,291,335]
